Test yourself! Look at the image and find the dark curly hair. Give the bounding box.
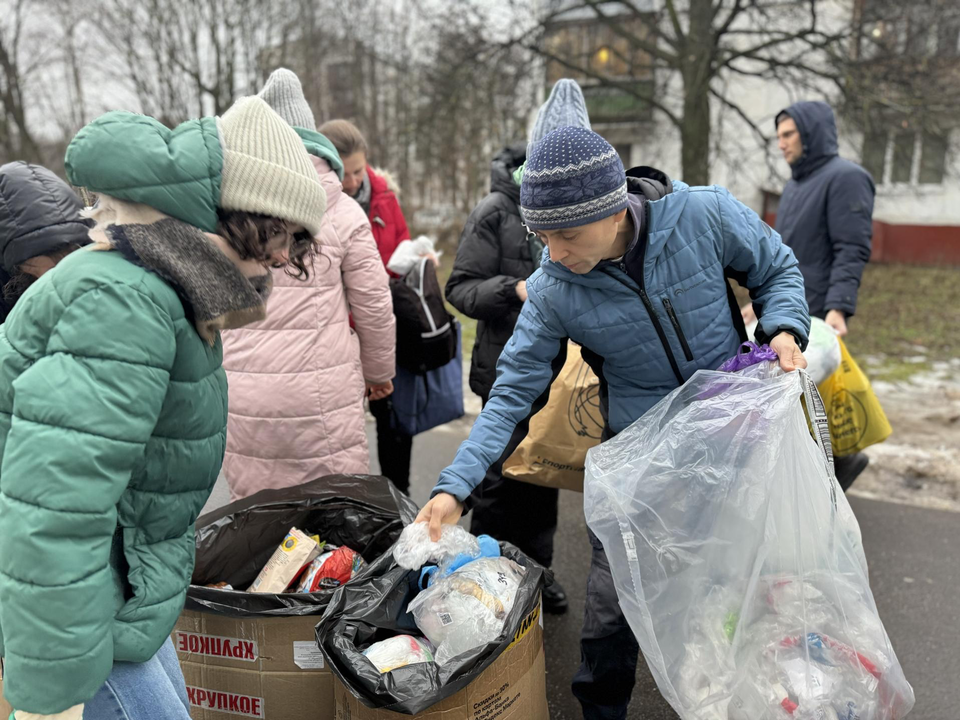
[215,210,318,280]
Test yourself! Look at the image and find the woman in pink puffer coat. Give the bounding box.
[221,70,395,500]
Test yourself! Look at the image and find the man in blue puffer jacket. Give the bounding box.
[418,127,810,719]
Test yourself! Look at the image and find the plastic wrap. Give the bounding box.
[187,474,418,617]
[393,522,481,572]
[717,342,779,373]
[386,236,441,276]
[805,317,843,385]
[363,635,436,673]
[584,365,914,720]
[316,538,544,715]
[408,556,526,666]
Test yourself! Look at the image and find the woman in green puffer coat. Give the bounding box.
[0,97,327,720]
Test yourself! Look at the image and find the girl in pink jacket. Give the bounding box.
[221,70,395,500]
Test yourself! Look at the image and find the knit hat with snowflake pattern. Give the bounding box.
[520,126,627,231]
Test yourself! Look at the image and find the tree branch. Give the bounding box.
[718,28,844,69]
[663,0,686,43]
[715,0,746,38]
[725,56,840,83]
[709,85,771,148]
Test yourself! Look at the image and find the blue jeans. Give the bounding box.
[571,532,641,720]
[85,638,190,720]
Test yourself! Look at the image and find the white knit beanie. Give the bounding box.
[257,68,316,130]
[218,96,326,236]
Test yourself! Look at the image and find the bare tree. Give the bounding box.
[0,0,43,163]
[91,0,292,125]
[411,3,535,213]
[507,0,848,185]
[840,0,960,186]
[272,1,534,217]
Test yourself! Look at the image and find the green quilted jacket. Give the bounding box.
[0,247,227,713]
[0,111,230,714]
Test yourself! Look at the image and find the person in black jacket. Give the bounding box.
[444,79,592,614]
[745,101,875,490]
[0,161,92,320]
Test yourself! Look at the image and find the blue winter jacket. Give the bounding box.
[433,177,810,502]
[775,101,875,318]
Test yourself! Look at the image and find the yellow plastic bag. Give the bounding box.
[817,339,892,456]
[502,341,603,492]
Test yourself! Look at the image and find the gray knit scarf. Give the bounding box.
[353,171,372,215]
[108,218,272,346]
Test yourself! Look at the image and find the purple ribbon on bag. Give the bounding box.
[718,342,779,373]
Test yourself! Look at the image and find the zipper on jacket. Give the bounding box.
[613,258,685,386]
[661,297,694,362]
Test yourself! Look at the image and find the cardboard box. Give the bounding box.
[0,664,11,718]
[174,609,334,720]
[334,603,548,720]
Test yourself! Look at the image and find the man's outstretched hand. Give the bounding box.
[415,492,464,541]
[825,309,848,338]
[770,331,808,373]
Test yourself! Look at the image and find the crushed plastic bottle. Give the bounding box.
[694,575,902,720]
[408,556,527,666]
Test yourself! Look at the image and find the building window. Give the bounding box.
[891,131,916,184]
[861,4,960,59]
[861,128,949,186]
[861,130,888,182]
[905,20,938,57]
[919,131,948,184]
[544,16,655,89]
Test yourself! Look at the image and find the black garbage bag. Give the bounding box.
[187,474,418,617]
[316,539,544,715]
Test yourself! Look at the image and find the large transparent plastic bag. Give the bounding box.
[584,364,914,720]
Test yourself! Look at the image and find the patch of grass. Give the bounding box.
[735,263,960,376]
[843,264,960,361]
[868,359,933,383]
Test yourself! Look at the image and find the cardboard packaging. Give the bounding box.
[174,609,333,720]
[248,527,322,594]
[0,666,11,718]
[1,597,547,720]
[502,341,602,492]
[333,603,548,720]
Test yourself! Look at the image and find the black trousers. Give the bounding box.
[370,396,413,494]
[571,532,641,720]
[467,344,568,568]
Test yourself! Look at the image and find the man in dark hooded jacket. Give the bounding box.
[768,100,875,489]
[773,101,874,325]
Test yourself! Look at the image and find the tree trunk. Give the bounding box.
[0,37,41,164]
[678,0,716,186]
[679,75,711,186]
